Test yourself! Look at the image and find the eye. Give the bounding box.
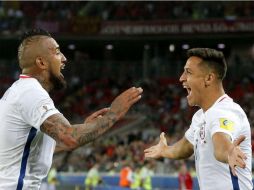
[185,69,192,75]
[55,48,61,55]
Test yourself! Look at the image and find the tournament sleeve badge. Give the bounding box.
[219,118,235,131]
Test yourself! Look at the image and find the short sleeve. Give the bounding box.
[209,118,234,141]
[19,87,60,129]
[206,109,236,141]
[185,124,195,145]
[185,109,203,145]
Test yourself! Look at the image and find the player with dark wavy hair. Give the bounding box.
[145,48,252,190]
[0,29,143,190]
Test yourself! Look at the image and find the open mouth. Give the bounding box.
[60,64,65,78]
[183,85,191,97]
[60,63,65,70]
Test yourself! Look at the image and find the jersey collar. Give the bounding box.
[215,94,231,104]
[19,74,32,79]
[203,94,231,114]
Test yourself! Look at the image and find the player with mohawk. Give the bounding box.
[0,29,143,190]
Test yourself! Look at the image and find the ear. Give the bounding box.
[35,57,48,70]
[204,73,215,87]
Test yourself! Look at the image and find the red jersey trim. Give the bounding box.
[19,74,32,79]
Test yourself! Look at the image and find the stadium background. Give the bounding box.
[1,1,254,190]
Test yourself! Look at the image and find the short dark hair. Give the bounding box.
[19,28,51,43]
[187,48,227,80]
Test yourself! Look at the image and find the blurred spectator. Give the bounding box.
[1,2,254,35]
[178,162,193,190]
[130,165,142,190]
[85,163,102,190]
[119,160,133,188]
[140,160,154,190]
[47,167,58,190]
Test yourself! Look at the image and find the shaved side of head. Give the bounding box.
[18,29,52,69]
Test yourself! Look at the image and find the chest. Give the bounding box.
[193,121,213,153]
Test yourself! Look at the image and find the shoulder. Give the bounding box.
[192,109,203,122]
[3,78,49,103]
[205,106,231,126]
[204,101,247,132]
[15,78,53,109]
[19,78,50,99]
[206,99,245,122]
[21,78,46,91]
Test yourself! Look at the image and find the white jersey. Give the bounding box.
[0,75,60,190]
[185,94,253,190]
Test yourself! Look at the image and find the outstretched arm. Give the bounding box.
[144,132,193,160]
[212,132,247,176]
[41,87,143,152]
[54,107,110,153]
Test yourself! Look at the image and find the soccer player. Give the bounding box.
[0,29,143,190]
[144,48,253,190]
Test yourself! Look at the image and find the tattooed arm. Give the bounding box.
[41,87,143,152]
[42,111,117,152]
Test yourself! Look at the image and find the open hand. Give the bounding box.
[228,135,247,176]
[144,132,168,159]
[110,87,143,120]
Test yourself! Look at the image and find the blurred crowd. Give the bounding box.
[1,1,254,174]
[1,3,254,190]
[1,1,254,35]
[51,76,254,175]
[0,48,254,176]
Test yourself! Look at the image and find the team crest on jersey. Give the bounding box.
[219,118,234,131]
[199,122,206,144]
[200,125,205,140]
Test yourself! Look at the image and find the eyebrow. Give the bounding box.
[184,67,192,72]
[49,46,60,52]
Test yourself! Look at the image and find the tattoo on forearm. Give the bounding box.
[41,114,78,150]
[41,111,118,150]
[41,114,70,139]
[77,131,98,145]
[76,111,117,144]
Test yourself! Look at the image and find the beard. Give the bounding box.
[49,70,67,91]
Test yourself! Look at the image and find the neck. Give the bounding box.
[201,83,225,112]
[22,70,53,92]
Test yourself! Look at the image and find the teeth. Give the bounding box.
[183,85,191,95]
[61,64,65,70]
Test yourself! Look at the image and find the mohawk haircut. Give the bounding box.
[19,28,51,43]
[18,29,52,69]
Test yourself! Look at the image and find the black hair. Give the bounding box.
[187,48,227,80]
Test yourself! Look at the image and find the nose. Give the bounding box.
[179,72,186,83]
[61,53,67,63]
